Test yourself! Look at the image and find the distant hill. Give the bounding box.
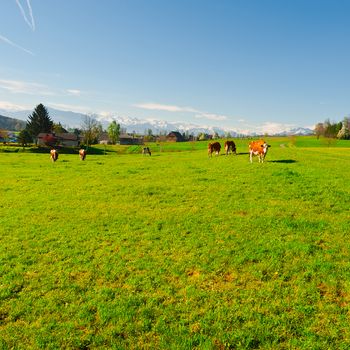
[0,115,26,131]
[0,107,86,130]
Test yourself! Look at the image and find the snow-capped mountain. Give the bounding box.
[0,108,240,136]
[274,127,314,136]
[0,107,314,136]
[96,115,240,136]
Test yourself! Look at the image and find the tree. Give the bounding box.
[337,117,350,140]
[324,119,337,139]
[69,128,81,137]
[144,128,155,142]
[81,115,102,146]
[26,104,53,144]
[322,119,338,147]
[17,129,32,147]
[314,123,325,139]
[0,129,9,144]
[107,120,120,144]
[198,133,207,141]
[52,122,67,133]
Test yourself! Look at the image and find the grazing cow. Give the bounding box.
[79,149,87,160]
[208,142,221,157]
[50,149,58,162]
[142,147,151,156]
[249,140,270,163]
[224,140,236,155]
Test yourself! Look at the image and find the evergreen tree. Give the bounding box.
[52,122,67,133]
[26,104,53,144]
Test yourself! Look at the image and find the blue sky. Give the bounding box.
[1,0,350,133]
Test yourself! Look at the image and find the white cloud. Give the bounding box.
[66,89,82,96]
[0,101,30,111]
[195,113,228,121]
[0,79,55,95]
[135,102,197,113]
[0,34,34,55]
[305,124,316,130]
[47,102,92,114]
[135,101,229,121]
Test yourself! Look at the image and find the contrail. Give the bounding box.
[0,34,34,55]
[26,0,35,31]
[15,0,35,31]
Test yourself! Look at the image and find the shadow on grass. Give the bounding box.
[28,146,115,155]
[269,159,297,164]
[216,152,249,156]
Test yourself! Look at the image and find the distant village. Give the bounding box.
[0,104,226,147]
[1,103,349,147]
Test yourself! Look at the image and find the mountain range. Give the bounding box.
[0,107,314,136]
[0,115,26,131]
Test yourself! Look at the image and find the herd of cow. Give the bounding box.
[49,139,270,163]
[208,139,270,163]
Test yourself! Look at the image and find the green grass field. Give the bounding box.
[0,137,350,349]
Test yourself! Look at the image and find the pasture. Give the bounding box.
[0,139,350,349]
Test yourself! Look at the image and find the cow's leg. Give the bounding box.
[249,151,253,163]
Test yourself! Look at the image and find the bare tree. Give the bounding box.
[81,115,102,147]
[0,129,9,144]
[314,123,324,139]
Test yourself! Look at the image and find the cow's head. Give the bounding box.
[261,142,270,153]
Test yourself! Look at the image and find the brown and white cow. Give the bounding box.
[50,149,58,162]
[249,140,270,163]
[224,140,236,155]
[142,147,151,156]
[79,149,87,160]
[208,142,221,157]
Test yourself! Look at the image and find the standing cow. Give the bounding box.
[224,140,236,155]
[50,149,58,162]
[249,140,270,163]
[79,149,87,160]
[142,147,151,156]
[208,142,221,157]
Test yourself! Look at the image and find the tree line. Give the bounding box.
[17,103,121,147]
[314,117,350,140]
